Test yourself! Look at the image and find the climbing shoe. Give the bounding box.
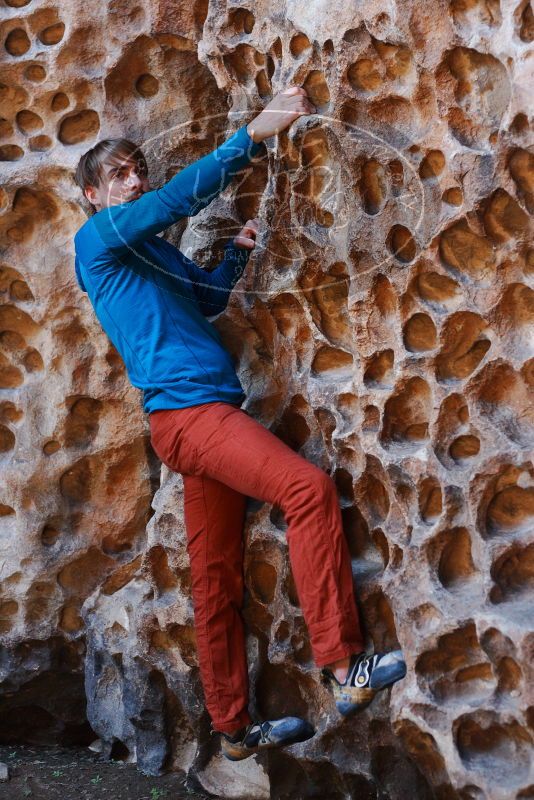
[219,716,315,761]
[321,650,407,717]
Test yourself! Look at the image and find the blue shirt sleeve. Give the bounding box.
[180,243,252,317]
[91,124,263,257]
[74,254,87,291]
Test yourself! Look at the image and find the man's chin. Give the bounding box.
[108,195,140,204]
[101,192,144,208]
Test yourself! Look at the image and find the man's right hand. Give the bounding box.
[246,87,316,143]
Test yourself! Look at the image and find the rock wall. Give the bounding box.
[1,0,533,798]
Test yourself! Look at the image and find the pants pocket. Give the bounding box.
[150,414,199,475]
[176,440,199,475]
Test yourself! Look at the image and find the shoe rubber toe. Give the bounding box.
[368,650,407,690]
[221,716,314,761]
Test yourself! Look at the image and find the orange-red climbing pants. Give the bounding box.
[149,400,364,734]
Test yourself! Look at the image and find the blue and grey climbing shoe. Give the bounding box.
[322,650,407,717]
[219,717,315,761]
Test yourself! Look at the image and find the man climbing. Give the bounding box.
[73,86,406,762]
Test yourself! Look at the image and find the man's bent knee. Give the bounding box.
[281,463,337,511]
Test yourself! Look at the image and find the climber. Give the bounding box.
[73,86,407,762]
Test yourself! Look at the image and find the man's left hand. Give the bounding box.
[233,218,259,250]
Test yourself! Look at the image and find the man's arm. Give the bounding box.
[180,219,258,316]
[91,86,315,257]
[180,241,252,317]
[92,124,264,256]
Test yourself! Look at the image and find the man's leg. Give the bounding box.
[181,473,252,734]
[150,401,365,680]
[151,401,406,733]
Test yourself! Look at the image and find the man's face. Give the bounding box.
[84,158,150,211]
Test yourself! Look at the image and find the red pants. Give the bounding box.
[149,401,364,733]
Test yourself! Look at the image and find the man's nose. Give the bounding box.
[126,168,142,188]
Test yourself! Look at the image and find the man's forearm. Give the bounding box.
[159,125,264,215]
[185,242,251,317]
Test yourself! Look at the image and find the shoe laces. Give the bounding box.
[245,720,272,744]
[258,720,273,743]
[214,720,273,745]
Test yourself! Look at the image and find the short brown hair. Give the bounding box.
[75,138,148,208]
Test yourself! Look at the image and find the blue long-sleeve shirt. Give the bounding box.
[74,123,264,414]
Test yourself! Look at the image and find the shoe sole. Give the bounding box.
[334,663,407,717]
[334,686,377,716]
[221,730,315,761]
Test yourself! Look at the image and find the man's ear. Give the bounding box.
[83,185,97,205]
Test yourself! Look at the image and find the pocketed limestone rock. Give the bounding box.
[0,1,532,798]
